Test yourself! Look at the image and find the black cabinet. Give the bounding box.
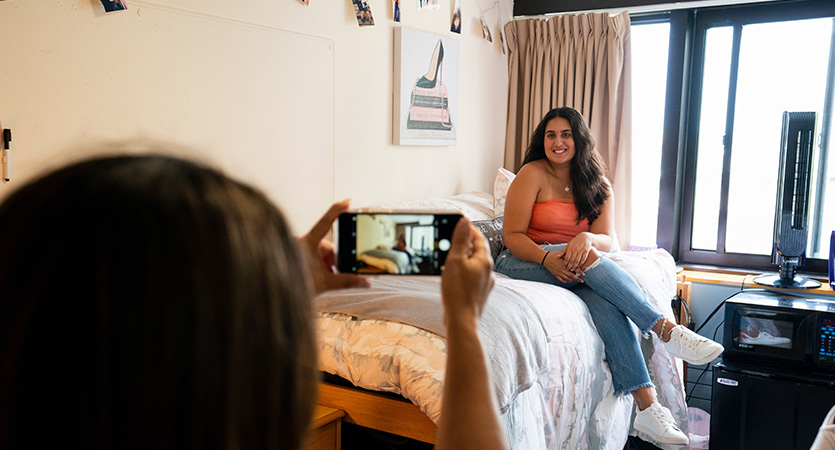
[710,361,835,450]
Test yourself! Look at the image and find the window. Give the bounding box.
[410,225,435,252]
[726,19,831,257]
[630,21,669,248]
[690,25,733,253]
[637,0,835,273]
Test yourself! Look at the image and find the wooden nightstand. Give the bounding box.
[303,405,345,450]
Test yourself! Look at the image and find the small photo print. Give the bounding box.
[417,0,439,10]
[450,0,461,34]
[352,0,375,27]
[393,0,401,22]
[480,15,493,42]
[497,20,506,54]
[101,0,127,12]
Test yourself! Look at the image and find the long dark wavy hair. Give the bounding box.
[521,107,610,225]
[0,154,317,450]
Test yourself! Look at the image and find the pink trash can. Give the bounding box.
[688,407,710,449]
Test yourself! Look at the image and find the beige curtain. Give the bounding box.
[503,11,634,248]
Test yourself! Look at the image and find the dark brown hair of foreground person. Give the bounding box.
[0,155,317,450]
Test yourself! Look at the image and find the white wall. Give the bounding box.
[0,0,511,233]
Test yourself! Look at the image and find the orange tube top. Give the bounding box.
[525,200,590,245]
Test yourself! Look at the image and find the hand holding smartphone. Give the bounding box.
[336,211,463,275]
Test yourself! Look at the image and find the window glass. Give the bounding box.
[410,225,434,252]
[820,110,835,259]
[725,18,832,256]
[630,22,669,248]
[691,26,733,251]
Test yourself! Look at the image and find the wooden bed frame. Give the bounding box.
[316,382,437,444]
[316,279,693,445]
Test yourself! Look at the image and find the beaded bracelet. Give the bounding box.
[540,251,550,265]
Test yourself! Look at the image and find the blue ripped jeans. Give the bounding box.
[494,244,664,396]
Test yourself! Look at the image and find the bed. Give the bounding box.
[358,248,412,274]
[314,191,692,450]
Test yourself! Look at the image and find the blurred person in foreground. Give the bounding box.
[0,153,508,450]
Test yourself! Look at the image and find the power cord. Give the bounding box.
[680,295,694,329]
[693,285,763,334]
[671,293,696,329]
[685,320,724,403]
[683,282,763,403]
[740,274,753,290]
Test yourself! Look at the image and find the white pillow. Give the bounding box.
[493,167,516,218]
[360,191,495,222]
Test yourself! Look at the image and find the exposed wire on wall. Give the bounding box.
[473,0,510,51]
[474,0,500,15]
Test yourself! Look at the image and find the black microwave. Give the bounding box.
[723,289,835,372]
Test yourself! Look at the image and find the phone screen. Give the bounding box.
[336,212,462,275]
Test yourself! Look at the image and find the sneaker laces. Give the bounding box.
[675,328,706,351]
[647,406,682,433]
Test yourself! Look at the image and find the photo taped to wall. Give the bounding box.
[100,0,127,13]
[417,0,439,10]
[352,0,375,27]
[480,14,493,42]
[450,0,461,33]
[498,19,506,54]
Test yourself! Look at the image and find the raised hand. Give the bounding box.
[441,218,494,328]
[300,200,370,293]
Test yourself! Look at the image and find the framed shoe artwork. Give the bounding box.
[393,27,459,146]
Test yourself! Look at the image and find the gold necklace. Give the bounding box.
[546,165,571,192]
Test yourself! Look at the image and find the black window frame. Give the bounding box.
[636,0,835,274]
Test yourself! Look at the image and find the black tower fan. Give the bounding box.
[755,111,821,289]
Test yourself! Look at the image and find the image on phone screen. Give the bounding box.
[336,212,461,275]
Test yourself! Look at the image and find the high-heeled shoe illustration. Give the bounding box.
[416,39,444,89]
[406,39,453,131]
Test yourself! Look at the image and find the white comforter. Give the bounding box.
[315,249,690,450]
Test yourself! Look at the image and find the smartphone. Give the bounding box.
[336,211,463,275]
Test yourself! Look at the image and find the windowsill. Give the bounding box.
[678,268,834,297]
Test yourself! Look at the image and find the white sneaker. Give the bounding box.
[663,325,724,365]
[739,330,792,348]
[634,402,689,445]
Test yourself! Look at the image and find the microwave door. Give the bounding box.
[729,308,808,368]
[736,311,794,350]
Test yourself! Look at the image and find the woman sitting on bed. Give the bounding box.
[0,153,508,450]
[494,107,724,446]
[393,233,421,273]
